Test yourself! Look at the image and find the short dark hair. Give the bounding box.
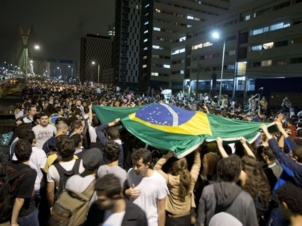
[57,136,75,161]
[216,154,242,182]
[292,146,302,163]
[103,140,120,162]
[70,134,82,148]
[261,147,276,161]
[131,148,152,165]
[15,139,32,161]
[276,183,302,215]
[24,131,35,144]
[95,174,121,198]
[107,127,120,140]
[16,124,32,139]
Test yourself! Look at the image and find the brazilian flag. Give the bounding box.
[93,103,271,157]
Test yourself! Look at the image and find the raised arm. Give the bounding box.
[190,149,201,182]
[240,137,255,158]
[216,137,229,158]
[154,151,174,181]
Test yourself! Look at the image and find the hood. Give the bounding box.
[213,182,242,209]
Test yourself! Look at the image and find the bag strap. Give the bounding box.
[71,159,81,175]
[7,165,31,182]
[82,180,96,198]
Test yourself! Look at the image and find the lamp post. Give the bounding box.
[91,61,100,83]
[68,65,73,77]
[212,31,225,105]
[25,44,40,83]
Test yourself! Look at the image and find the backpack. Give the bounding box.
[48,180,95,226]
[0,162,30,223]
[54,159,81,197]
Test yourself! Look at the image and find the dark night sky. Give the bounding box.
[0,0,253,64]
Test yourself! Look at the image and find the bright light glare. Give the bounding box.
[212,32,220,39]
[91,61,96,65]
[34,45,40,50]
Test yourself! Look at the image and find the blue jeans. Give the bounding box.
[17,208,39,226]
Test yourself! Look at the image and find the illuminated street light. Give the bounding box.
[34,45,40,50]
[212,31,225,105]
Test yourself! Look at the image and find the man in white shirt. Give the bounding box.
[23,105,37,124]
[125,148,169,226]
[32,112,57,149]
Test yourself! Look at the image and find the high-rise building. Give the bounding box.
[170,0,302,99]
[80,34,113,83]
[114,0,230,90]
[114,0,142,86]
[139,0,230,90]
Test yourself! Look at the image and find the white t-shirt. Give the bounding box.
[47,159,85,189]
[29,146,47,191]
[32,124,57,149]
[103,211,125,226]
[127,169,169,226]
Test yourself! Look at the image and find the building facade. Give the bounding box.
[170,0,302,98]
[114,0,142,86]
[114,0,230,90]
[80,34,113,83]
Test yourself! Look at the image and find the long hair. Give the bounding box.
[171,158,192,201]
[241,155,271,211]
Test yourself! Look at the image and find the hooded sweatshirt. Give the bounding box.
[196,182,258,226]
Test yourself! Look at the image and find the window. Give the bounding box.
[144,39,148,42]
[261,60,272,67]
[163,64,170,68]
[251,26,269,35]
[151,72,159,76]
[245,15,251,21]
[270,22,290,31]
[144,30,148,34]
[229,50,236,55]
[179,36,186,42]
[153,27,161,31]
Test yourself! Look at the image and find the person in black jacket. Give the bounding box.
[86,174,147,226]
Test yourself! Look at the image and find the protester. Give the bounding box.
[154,149,201,226]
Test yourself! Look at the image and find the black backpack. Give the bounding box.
[0,162,30,223]
[54,159,81,197]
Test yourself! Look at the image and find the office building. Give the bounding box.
[170,0,302,99]
[80,34,113,83]
[114,0,230,89]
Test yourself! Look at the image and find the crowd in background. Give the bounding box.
[1,78,302,226]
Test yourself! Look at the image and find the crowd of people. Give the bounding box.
[1,78,302,226]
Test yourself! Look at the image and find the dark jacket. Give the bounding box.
[86,199,148,226]
[95,123,124,167]
[196,182,258,226]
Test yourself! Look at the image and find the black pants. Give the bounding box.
[166,213,191,226]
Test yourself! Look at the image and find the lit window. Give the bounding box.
[155,9,161,13]
[144,21,149,25]
[143,56,147,59]
[180,70,184,74]
[142,64,147,68]
[263,42,274,49]
[163,64,170,68]
[144,39,148,42]
[187,25,192,28]
[203,42,213,47]
[151,72,159,76]
[144,47,148,50]
[251,45,262,51]
[261,60,272,67]
[152,45,161,49]
[245,15,251,21]
[187,15,194,20]
[145,4,149,8]
[144,30,148,34]
[179,36,186,42]
[154,27,161,31]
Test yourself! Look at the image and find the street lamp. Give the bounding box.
[212,31,226,105]
[25,44,40,83]
[91,61,100,83]
[68,65,73,77]
[57,67,61,77]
